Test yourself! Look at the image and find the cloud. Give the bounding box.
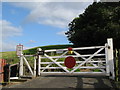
[57,31,66,36]
[1,20,22,39]
[0,20,22,52]
[11,2,92,28]
[26,40,37,44]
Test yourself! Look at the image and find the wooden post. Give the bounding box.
[19,55,23,77]
[38,55,41,76]
[37,48,42,76]
[107,38,115,80]
[34,56,37,77]
[17,44,24,77]
[105,43,110,76]
[118,49,120,81]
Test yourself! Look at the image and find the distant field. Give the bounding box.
[0,44,73,64]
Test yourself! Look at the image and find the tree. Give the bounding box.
[66,2,120,49]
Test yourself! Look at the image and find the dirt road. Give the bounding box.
[3,75,116,89]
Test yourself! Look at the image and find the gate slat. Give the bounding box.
[41,72,106,76]
[41,54,105,59]
[41,61,106,64]
[41,66,106,69]
[45,46,106,52]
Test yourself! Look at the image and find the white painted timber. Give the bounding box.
[41,51,68,72]
[38,55,41,76]
[41,66,106,69]
[107,38,115,79]
[41,54,105,59]
[44,53,70,73]
[19,55,23,76]
[41,72,106,76]
[40,61,106,64]
[18,38,115,79]
[105,43,110,76]
[23,56,33,75]
[10,77,19,80]
[45,46,106,52]
[71,48,105,73]
[34,57,37,77]
[74,50,105,72]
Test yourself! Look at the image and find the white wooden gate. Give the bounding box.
[18,38,115,79]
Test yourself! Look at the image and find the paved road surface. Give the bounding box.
[3,75,116,89]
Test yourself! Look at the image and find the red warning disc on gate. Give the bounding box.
[64,56,76,69]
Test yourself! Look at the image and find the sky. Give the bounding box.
[1,0,97,52]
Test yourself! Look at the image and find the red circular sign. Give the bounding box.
[64,56,76,68]
[68,47,72,51]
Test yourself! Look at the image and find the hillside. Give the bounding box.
[23,44,73,55]
[0,44,73,64]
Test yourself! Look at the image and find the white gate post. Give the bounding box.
[38,48,42,76]
[34,56,37,77]
[107,38,115,79]
[17,44,23,77]
[105,43,110,76]
[19,55,23,76]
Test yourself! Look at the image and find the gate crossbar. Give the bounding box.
[41,61,105,64]
[41,51,68,72]
[23,56,34,75]
[44,54,70,73]
[70,47,105,73]
[45,46,106,52]
[73,51,105,72]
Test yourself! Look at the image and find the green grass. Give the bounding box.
[23,44,73,55]
[0,51,19,64]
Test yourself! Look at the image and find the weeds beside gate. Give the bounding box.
[115,49,120,81]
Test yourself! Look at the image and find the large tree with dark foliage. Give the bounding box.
[66,2,120,49]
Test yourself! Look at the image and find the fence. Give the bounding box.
[4,63,19,82]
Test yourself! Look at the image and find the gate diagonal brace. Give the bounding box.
[41,51,68,72]
[44,53,70,73]
[70,48,105,73]
[23,56,34,75]
[73,51,105,72]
